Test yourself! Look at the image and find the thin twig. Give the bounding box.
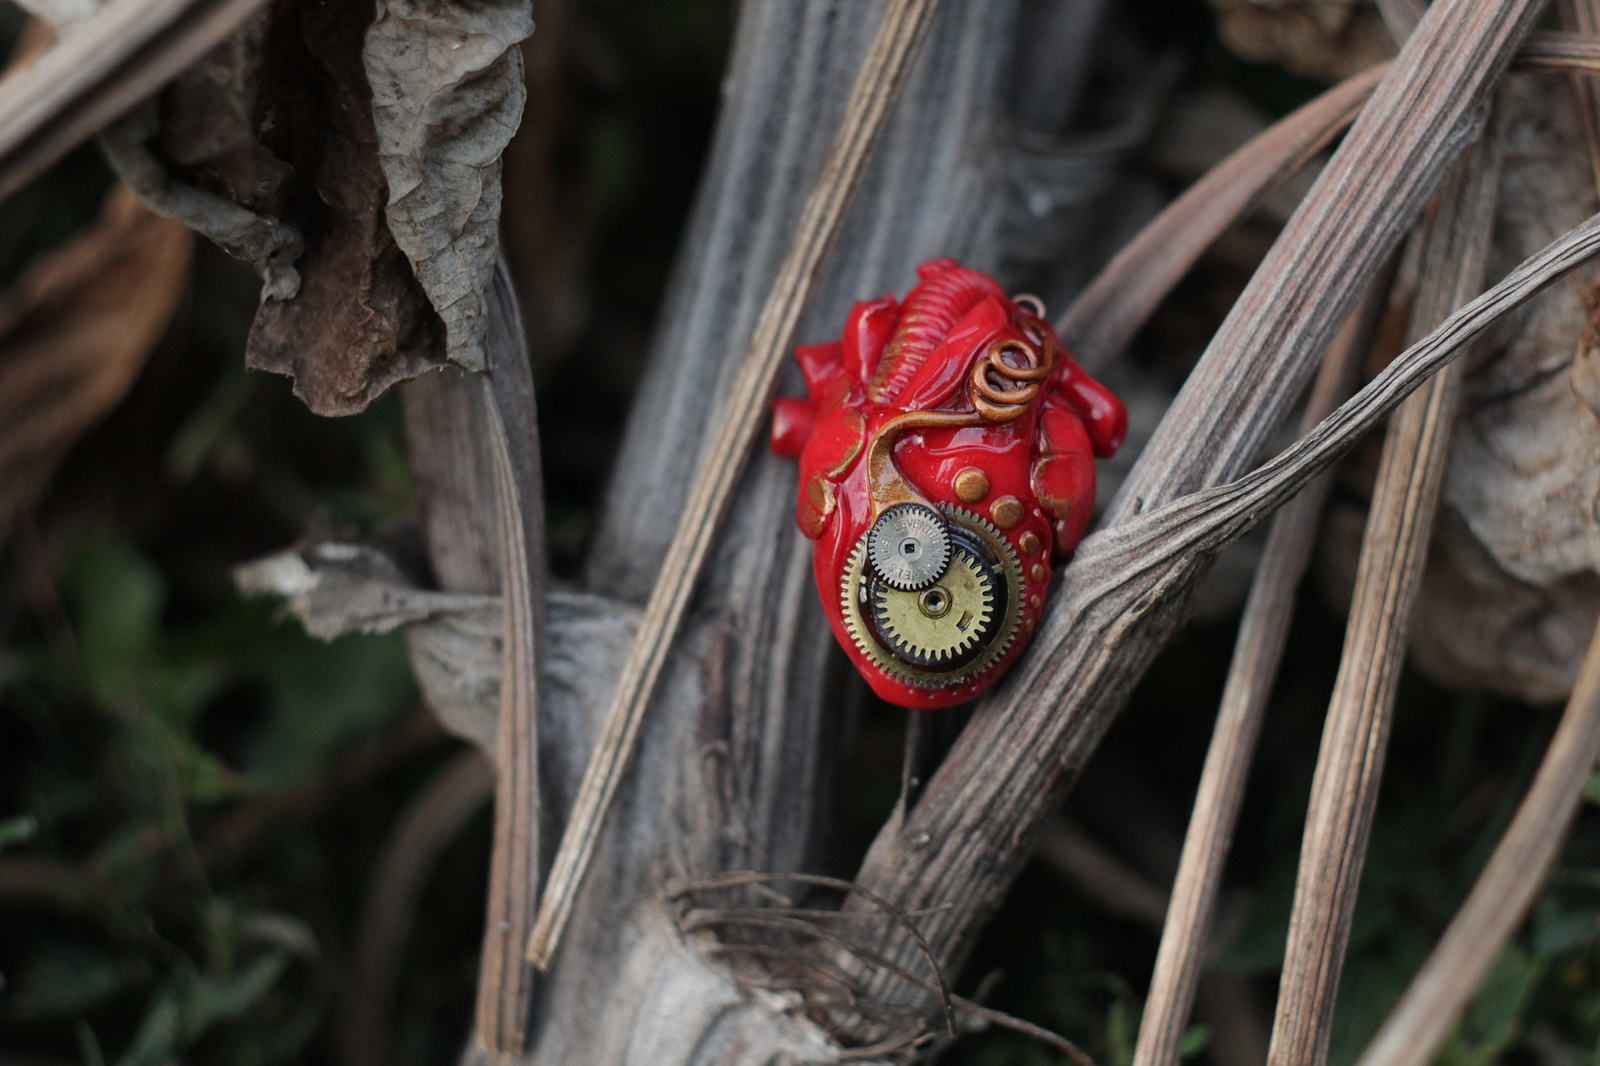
[1267,111,1506,1066]
[1056,63,1386,372]
[200,709,442,870]
[1515,30,1600,74]
[472,262,546,1060]
[1132,270,1387,1066]
[341,750,494,1066]
[668,870,957,1037]
[1352,618,1600,1066]
[952,995,1101,1066]
[527,0,945,971]
[1034,819,1170,929]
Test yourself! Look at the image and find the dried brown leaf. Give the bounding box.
[0,0,271,203]
[242,0,445,416]
[0,183,192,541]
[364,0,531,372]
[102,9,302,299]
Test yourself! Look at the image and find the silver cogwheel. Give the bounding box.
[867,504,950,590]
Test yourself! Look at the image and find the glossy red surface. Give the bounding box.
[770,258,1125,709]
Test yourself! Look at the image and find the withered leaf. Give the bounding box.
[0,183,192,543]
[363,0,531,372]
[15,0,444,415]
[242,0,446,416]
[100,10,303,300]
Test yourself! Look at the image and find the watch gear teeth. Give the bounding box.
[872,549,995,667]
[867,504,951,590]
[839,504,1026,689]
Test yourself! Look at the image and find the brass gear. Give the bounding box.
[872,548,994,667]
[839,504,1024,689]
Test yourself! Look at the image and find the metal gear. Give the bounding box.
[872,547,995,667]
[839,504,1025,689]
[867,504,950,590]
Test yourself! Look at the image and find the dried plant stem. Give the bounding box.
[1266,123,1505,1066]
[472,264,545,1059]
[1352,618,1600,1066]
[526,0,943,971]
[342,751,494,1066]
[1516,30,1600,74]
[0,0,265,201]
[1056,63,1386,371]
[1131,274,1386,1066]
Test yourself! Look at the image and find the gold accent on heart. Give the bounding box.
[991,496,1024,529]
[953,467,989,503]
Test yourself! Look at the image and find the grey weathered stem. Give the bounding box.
[401,263,545,1058]
[844,0,1546,1021]
[1130,275,1386,1066]
[525,0,942,971]
[517,2,1142,1058]
[1352,617,1600,1066]
[476,265,548,1057]
[1266,121,1504,1066]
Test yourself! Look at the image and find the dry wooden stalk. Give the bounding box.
[1352,617,1600,1066]
[471,265,546,1059]
[840,0,1548,1024]
[0,0,266,200]
[1517,30,1600,74]
[1266,123,1504,1066]
[1345,18,1600,1066]
[525,0,943,971]
[1131,275,1386,1066]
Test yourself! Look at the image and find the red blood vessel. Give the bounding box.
[770,258,1126,709]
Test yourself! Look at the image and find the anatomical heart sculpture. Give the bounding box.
[771,258,1126,709]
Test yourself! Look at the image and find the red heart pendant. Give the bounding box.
[770,258,1126,709]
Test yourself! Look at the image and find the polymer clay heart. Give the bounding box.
[770,258,1126,709]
